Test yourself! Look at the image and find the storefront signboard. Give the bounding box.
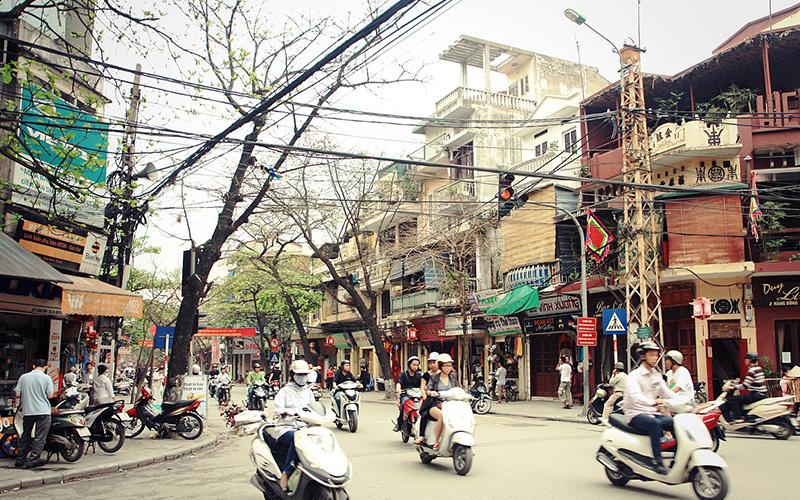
[0,278,62,316]
[182,375,208,419]
[47,319,62,384]
[523,315,570,335]
[524,295,580,317]
[487,316,522,336]
[466,289,500,314]
[755,279,800,307]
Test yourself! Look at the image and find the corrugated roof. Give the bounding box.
[0,231,73,283]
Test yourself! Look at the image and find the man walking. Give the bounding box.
[557,355,573,409]
[495,361,507,404]
[14,359,55,468]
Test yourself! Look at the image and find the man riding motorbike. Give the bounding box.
[724,352,767,423]
[268,364,281,385]
[273,360,315,492]
[603,362,627,420]
[665,350,695,401]
[332,360,357,409]
[247,363,266,408]
[623,341,675,475]
[393,356,422,432]
[208,363,219,378]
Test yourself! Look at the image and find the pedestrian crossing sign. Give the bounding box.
[269,352,280,364]
[602,309,627,335]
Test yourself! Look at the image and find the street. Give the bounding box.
[4,395,796,500]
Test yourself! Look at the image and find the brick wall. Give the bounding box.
[665,195,745,267]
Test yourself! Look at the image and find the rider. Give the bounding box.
[273,360,314,492]
[217,365,232,401]
[332,360,357,411]
[208,363,220,378]
[603,361,627,420]
[421,353,459,450]
[623,341,675,475]
[725,352,767,423]
[393,356,422,432]
[665,350,695,401]
[268,363,281,385]
[247,363,266,407]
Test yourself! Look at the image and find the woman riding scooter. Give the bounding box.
[273,360,315,492]
[416,353,459,449]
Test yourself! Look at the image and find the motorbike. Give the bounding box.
[469,380,492,415]
[249,401,351,500]
[587,383,622,425]
[217,381,231,405]
[694,381,709,404]
[597,401,729,500]
[415,387,475,476]
[83,400,126,453]
[331,381,361,433]
[396,388,421,443]
[114,378,133,396]
[249,380,268,411]
[268,380,280,400]
[12,401,90,463]
[502,379,519,402]
[125,386,204,440]
[714,382,795,439]
[209,376,219,398]
[310,383,323,401]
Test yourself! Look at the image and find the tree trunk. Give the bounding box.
[284,293,315,363]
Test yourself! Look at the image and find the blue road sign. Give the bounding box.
[602,309,627,335]
[153,326,175,349]
[269,352,280,364]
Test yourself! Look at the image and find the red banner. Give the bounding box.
[195,327,256,337]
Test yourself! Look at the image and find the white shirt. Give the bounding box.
[495,366,507,385]
[92,374,114,404]
[609,372,628,393]
[558,363,572,383]
[668,365,695,399]
[308,370,318,384]
[217,373,232,384]
[623,364,674,422]
[273,383,315,438]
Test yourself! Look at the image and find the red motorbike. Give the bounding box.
[125,387,204,440]
[397,388,422,443]
[661,402,725,453]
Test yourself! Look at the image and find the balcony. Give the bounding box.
[586,147,623,180]
[649,120,741,166]
[504,261,564,291]
[390,289,440,315]
[433,87,537,120]
[432,178,476,213]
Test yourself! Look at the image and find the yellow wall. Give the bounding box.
[499,186,557,273]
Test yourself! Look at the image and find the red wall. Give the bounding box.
[754,305,800,365]
[665,196,745,267]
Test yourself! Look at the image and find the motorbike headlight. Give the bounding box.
[345,390,356,397]
[307,434,335,453]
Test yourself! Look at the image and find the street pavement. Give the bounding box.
[2,388,796,499]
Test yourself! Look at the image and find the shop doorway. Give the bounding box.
[710,338,743,399]
[529,334,560,397]
[663,319,697,377]
[775,320,800,368]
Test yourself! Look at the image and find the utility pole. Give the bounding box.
[619,45,663,363]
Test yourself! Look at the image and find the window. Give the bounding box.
[508,81,518,97]
[534,141,548,157]
[519,75,529,96]
[564,129,578,153]
[450,143,474,179]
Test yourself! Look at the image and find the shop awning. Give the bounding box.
[351,330,372,348]
[58,276,143,318]
[330,333,351,348]
[486,285,540,316]
[0,232,72,283]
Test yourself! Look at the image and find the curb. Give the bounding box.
[0,431,229,494]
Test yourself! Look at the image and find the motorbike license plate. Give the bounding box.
[77,427,91,438]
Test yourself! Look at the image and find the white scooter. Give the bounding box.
[415,387,475,476]
[597,401,729,500]
[331,381,361,433]
[250,402,351,500]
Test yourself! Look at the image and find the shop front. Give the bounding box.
[413,316,456,364]
[754,276,800,375]
[486,316,524,396]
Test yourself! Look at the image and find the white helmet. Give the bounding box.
[427,351,440,361]
[191,364,201,375]
[289,360,312,374]
[437,353,454,365]
[665,350,683,365]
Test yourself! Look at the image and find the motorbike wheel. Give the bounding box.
[474,398,491,415]
[420,453,435,464]
[605,466,629,487]
[695,392,708,404]
[586,407,601,425]
[691,466,728,500]
[97,419,125,453]
[1,433,19,457]
[452,445,473,476]
[125,416,145,438]
[306,483,335,500]
[177,412,204,440]
[60,428,85,462]
[710,432,721,453]
[509,391,518,402]
[257,399,265,412]
[347,411,358,433]
[771,418,793,440]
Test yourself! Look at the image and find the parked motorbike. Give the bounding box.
[114,378,133,396]
[332,381,361,433]
[694,381,709,404]
[469,380,492,415]
[82,400,126,453]
[597,401,729,500]
[125,387,204,440]
[12,403,90,463]
[217,381,231,405]
[397,388,421,443]
[415,387,475,476]
[248,380,268,411]
[504,379,519,402]
[310,383,323,401]
[715,381,795,439]
[587,383,622,425]
[249,402,350,500]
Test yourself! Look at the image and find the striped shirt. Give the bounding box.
[738,366,767,394]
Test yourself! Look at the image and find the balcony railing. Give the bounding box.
[649,119,739,156]
[390,289,440,314]
[435,87,537,117]
[513,152,558,174]
[432,178,476,209]
[504,261,563,291]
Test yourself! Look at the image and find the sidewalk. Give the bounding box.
[360,391,588,425]
[0,397,232,494]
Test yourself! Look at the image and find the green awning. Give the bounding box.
[486,285,540,316]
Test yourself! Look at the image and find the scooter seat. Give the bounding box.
[608,414,650,436]
[52,408,83,416]
[85,402,115,413]
[261,427,289,470]
[743,397,783,411]
[160,400,195,413]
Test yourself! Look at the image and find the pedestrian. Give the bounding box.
[325,366,334,391]
[91,364,114,405]
[603,362,627,420]
[495,361,507,404]
[151,367,164,403]
[358,364,370,391]
[14,359,55,468]
[557,355,573,409]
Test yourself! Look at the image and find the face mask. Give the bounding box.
[294,374,309,386]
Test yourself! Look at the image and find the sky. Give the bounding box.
[114,0,799,273]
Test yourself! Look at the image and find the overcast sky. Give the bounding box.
[125,0,798,273]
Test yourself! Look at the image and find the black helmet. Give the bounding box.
[744,352,759,362]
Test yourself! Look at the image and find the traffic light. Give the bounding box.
[498,174,515,217]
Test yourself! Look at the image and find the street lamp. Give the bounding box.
[564,8,624,70]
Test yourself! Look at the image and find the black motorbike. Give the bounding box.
[217,381,231,405]
[587,383,623,425]
[248,380,268,411]
[469,379,492,414]
[84,401,126,453]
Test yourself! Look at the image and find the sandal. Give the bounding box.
[432,443,439,450]
[413,437,425,445]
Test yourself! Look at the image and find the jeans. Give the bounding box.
[630,413,674,460]
[558,381,572,406]
[277,431,298,474]
[17,415,50,464]
[726,392,766,420]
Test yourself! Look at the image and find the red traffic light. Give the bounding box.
[500,188,514,201]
